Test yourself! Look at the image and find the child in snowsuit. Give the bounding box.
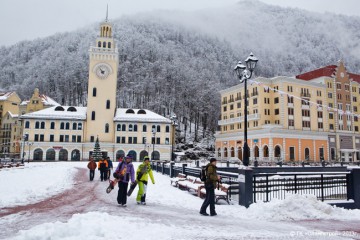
[116,155,135,206]
[136,156,155,205]
[87,157,97,181]
[98,158,108,181]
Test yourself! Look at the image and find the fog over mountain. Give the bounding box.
[0,0,359,140]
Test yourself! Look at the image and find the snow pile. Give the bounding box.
[0,162,82,208]
[247,194,360,221]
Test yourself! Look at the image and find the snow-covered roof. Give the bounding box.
[0,92,15,101]
[21,106,87,120]
[114,108,171,124]
[20,94,59,106]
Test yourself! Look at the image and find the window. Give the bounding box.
[302,121,311,128]
[328,103,333,108]
[50,135,54,142]
[230,104,234,110]
[129,124,133,131]
[35,121,40,129]
[288,96,294,104]
[133,137,137,144]
[60,122,65,129]
[328,92,332,98]
[337,83,341,89]
[318,122,323,129]
[25,121,30,128]
[330,124,334,130]
[122,124,126,131]
[78,123,82,130]
[355,116,358,122]
[93,88,97,97]
[316,90,322,97]
[90,136,94,142]
[77,136,81,142]
[337,94,342,100]
[103,41,106,48]
[287,86,293,92]
[237,102,241,108]
[345,84,350,91]
[165,138,170,144]
[156,137,160,144]
[65,122,70,130]
[73,123,77,130]
[157,125,161,132]
[128,137,133,144]
[40,122,45,129]
[264,109,270,115]
[143,125,147,132]
[65,135,69,142]
[317,111,323,118]
[91,111,95,120]
[116,136,121,144]
[50,122,55,129]
[275,109,279,115]
[327,82,332,88]
[106,100,110,109]
[302,110,310,117]
[288,119,294,127]
[223,106,227,112]
[166,126,170,132]
[34,134,39,142]
[105,123,109,133]
[121,137,126,143]
[289,147,295,160]
[329,113,334,119]
[98,41,101,47]
[353,97,357,102]
[134,124,138,132]
[142,137,146,144]
[274,97,279,104]
[275,120,280,124]
[288,108,294,115]
[60,135,64,142]
[355,126,359,132]
[253,98,258,105]
[72,135,76,142]
[108,42,111,48]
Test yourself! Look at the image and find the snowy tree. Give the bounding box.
[92,136,102,161]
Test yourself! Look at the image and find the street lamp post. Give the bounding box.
[20,134,27,164]
[152,128,156,161]
[170,114,178,162]
[27,142,33,163]
[234,53,258,166]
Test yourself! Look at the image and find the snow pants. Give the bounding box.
[200,184,215,214]
[136,181,148,203]
[117,181,129,205]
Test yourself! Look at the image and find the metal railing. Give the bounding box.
[253,172,349,203]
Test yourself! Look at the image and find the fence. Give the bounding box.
[253,172,349,203]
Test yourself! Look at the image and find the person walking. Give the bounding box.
[107,157,113,180]
[87,157,97,181]
[116,155,135,207]
[98,158,108,181]
[136,156,155,205]
[200,158,220,216]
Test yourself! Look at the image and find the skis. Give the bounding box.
[127,182,138,196]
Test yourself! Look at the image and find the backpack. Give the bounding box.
[100,162,106,170]
[200,165,208,182]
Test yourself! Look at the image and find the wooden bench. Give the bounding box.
[200,183,230,204]
[185,177,204,197]
[170,173,186,187]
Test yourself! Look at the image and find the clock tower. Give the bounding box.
[86,8,118,142]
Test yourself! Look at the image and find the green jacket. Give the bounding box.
[205,163,218,188]
[136,162,155,184]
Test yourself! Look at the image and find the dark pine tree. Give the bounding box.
[93,136,102,161]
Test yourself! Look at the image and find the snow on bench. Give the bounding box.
[200,184,230,204]
[170,173,186,187]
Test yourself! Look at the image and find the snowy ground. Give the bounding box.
[0,162,360,240]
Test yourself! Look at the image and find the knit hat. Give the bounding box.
[143,156,150,161]
[210,158,217,163]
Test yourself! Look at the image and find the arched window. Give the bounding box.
[166,126,170,132]
[122,124,126,131]
[73,123,77,130]
[231,147,235,157]
[108,42,111,48]
[33,148,43,161]
[78,123,82,130]
[91,111,95,120]
[305,148,310,161]
[152,125,156,132]
[98,41,101,47]
[46,149,55,161]
[60,122,65,130]
[254,146,259,158]
[274,146,281,158]
[93,88,97,97]
[35,121,40,129]
[129,124,133,131]
[140,150,148,161]
[59,149,68,161]
[25,121,30,129]
[65,122,70,130]
[128,150,137,161]
[134,124,138,132]
[117,124,121,131]
[105,123,109,133]
[116,150,125,160]
[50,122,55,129]
[71,149,80,161]
[106,100,110,109]
[40,122,45,129]
[143,125,147,132]
[157,125,161,132]
[224,148,228,158]
[217,148,221,157]
[103,41,106,48]
[151,151,160,160]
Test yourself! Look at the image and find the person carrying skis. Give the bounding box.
[136,156,155,205]
[200,158,220,216]
[87,157,97,181]
[115,155,135,206]
[98,157,108,181]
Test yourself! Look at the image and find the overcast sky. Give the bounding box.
[0,0,359,47]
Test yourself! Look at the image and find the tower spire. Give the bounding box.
[105,4,109,22]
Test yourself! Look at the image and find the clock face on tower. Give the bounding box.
[94,64,111,79]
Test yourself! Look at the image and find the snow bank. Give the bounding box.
[0,162,83,208]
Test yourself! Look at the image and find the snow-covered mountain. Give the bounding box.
[0,0,360,138]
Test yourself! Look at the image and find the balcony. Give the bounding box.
[251,92,259,97]
[218,114,261,125]
[301,105,310,109]
[301,92,311,98]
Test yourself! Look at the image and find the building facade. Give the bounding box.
[20,16,172,161]
[215,61,360,163]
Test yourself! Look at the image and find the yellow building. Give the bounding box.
[215,61,360,163]
[0,92,21,154]
[20,15,172,161]
[19,88,59,115]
